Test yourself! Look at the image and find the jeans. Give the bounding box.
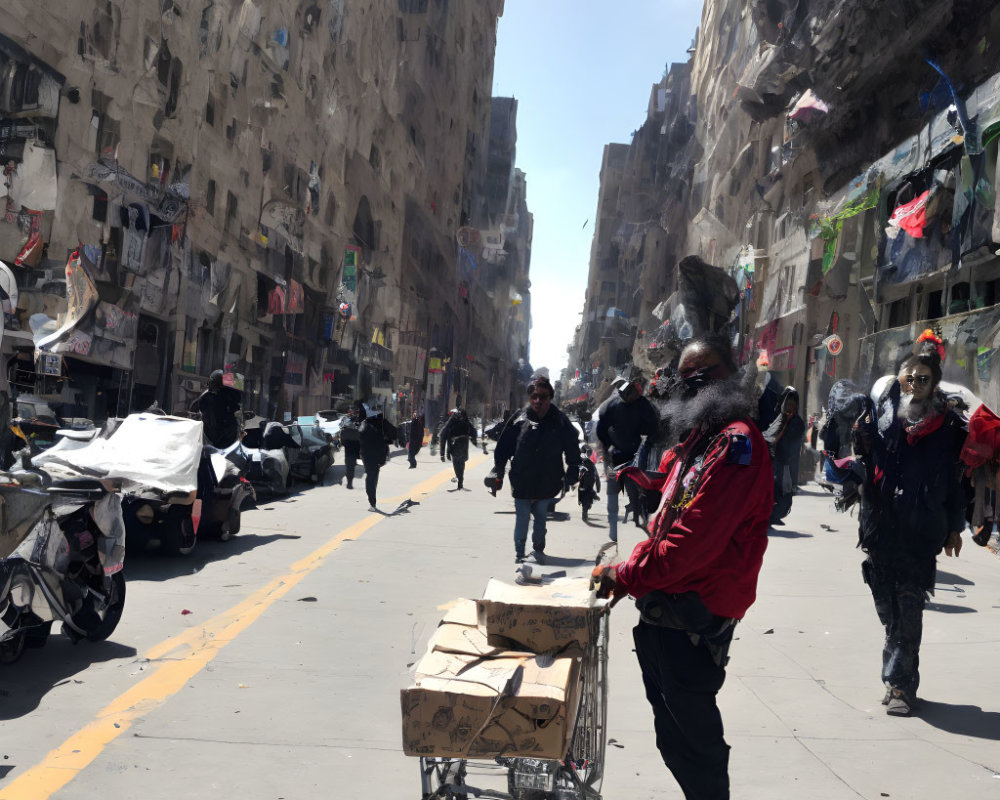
[407,442,421,467]
[513,497,554,556]
[343,447,359,488]
[453,458,466,487]
[863,556,926,700]
[634,621,731,800]
[364,464,380,507]
[606,473,619,541]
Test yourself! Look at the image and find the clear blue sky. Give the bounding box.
[492,1,704,377]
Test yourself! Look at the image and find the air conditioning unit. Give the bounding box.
[181,379,201,393]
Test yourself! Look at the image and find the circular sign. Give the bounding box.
[824,334,843,356]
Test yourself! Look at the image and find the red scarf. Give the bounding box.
[905,411,944,445]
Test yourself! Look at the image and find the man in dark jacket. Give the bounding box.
[440,408,477,489]
[593,335,771,800]
[857,346,966,716]
[189,370,242,448]
[407,412,424,468]
[359,403,397,511]
[490,377,580,564]
[596,370,658,541]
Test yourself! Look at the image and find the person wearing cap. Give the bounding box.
[596,370,659,541]
[189,369,243,448]
[488,376,581,564]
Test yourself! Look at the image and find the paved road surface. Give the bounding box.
[1,450,998,799]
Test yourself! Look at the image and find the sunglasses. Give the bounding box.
[904,374,931,386]
[529,392,551,400]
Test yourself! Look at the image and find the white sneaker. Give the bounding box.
[368,505,378,512]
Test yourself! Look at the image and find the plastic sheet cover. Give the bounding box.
[34,414,204,493]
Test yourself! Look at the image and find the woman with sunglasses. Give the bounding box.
[857,343,966,717]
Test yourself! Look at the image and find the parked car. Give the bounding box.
[240,420,297,496]
[285,423,334,483]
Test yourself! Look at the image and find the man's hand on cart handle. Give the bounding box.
[591,565,623,607]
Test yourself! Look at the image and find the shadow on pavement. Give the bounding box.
[328,464,367,487]
[768,528,813,538]
[0,639,137,720]
[925,601,977,614]
[919,700,1000,740]
[126,533,303,581]
[538,555,592,568]
[935,570,974,586]
[582,518,606,528]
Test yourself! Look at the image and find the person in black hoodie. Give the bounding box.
[359,402,397,511]
[488,377,581,564]
[407,411,425,468]
[856,344,966,716]
[440,408,477,489]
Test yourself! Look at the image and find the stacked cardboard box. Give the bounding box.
[401,578,600,759]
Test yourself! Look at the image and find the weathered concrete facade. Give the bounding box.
[0,0,525,424]
[564,1,1000,420]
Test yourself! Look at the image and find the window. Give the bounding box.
[225,191,238,233]
[92,192,108,223]
[205,180,216,216]
[205,95,215,126]
[398,0,428,11]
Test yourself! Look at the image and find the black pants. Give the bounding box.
[408,442,421,467]
[363,463,380,507]
[453,458,466,487]
[634,621,731,800]
[863,556,926,700]
[343,444,360,488]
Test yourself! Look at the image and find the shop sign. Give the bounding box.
[222,372,245,390]
[823,334,843,356]
[343,246,360,292]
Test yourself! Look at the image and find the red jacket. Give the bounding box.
[615,419,772,620]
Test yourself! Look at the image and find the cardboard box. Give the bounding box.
[476,577,601,654]
[401,597,582,759]
[401,650,581,759]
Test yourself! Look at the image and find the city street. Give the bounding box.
[1,450,999,800]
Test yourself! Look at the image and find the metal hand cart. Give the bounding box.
[417,607,610,800]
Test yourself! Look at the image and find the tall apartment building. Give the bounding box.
[0,0,514,423]
[565,0,1000,419]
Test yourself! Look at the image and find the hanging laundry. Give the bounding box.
[888,189,931,238]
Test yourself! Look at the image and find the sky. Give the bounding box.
[491,1,705,378]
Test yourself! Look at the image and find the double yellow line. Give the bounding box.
[1,457,486,799]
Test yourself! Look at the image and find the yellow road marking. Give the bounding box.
[0,456,487,800]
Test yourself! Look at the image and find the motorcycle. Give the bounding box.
[0,470,126,664]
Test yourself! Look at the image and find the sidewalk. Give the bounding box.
[602,483,1000,799]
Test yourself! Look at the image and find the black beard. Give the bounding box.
[653,365,758,446]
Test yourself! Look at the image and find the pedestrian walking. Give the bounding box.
[577,445,600,520]
[440,407,477,489]
[487,376,580,565]
[856,339,966,716]
[764,386,805,525]
[592,334,772,800]
[359,402,397,511]
[339,402,363,490]
[596,368,658,541]
[407,411,424,468]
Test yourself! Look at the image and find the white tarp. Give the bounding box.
[34,413,203,493]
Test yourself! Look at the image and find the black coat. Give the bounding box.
[596,393,658,466]
[408,415,425,446]
[859,397,967,587]
[494,405,581,499]
[190,387,242,448]
[440,414,477,462]
[359,414,396,467]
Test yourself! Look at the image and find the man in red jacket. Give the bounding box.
[595,335,772,800]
